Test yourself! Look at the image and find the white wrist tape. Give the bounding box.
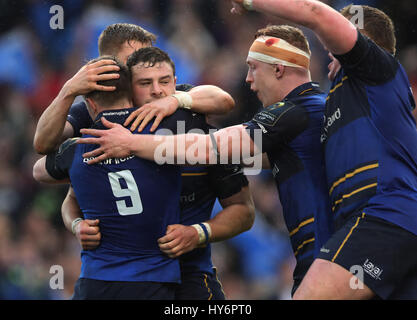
[191,223,212,247]
[171,92,193,110]
[202,222,212,240]
[243,0,254,11]
[71,218,83,235]
[191,224,206,245]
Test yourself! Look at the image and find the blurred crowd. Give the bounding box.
[0,0,416,300]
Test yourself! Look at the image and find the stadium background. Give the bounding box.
[0,0,415,299]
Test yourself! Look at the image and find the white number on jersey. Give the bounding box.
[108,170,143,215]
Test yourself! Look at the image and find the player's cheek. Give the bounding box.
[132,87,149,107]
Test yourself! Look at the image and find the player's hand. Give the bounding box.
[230,0,246,14]
[78,117,133,164]
[64,59,120,97]
[124,95,179,132]
[74,219,101,250]
[157,224,200,258]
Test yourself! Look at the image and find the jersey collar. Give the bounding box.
[93,107,138,127]
[284,82,323,100]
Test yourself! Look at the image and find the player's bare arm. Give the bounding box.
[124,85,235,132]
[158,186,254,258]
[33,156,69,184]
[78,117,259,166]
[33,59,120,154]
[207,186,254,241]
[230,0,358,55]
[33,156,102,250]
[62,187,102,251]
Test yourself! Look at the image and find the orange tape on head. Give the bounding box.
[248,36,310,69]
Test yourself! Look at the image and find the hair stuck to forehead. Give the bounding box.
[340,5,396,54]
[98,23,157,56]
[126,47,176,76]
[254,25,311,56]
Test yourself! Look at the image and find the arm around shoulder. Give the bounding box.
[187,85,235,115]
[33,84,76,154]
[33,156,69,184]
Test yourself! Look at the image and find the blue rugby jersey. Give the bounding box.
[322,31,417,234]
[179,164,248,276]
[245,82,333,284]
[66,87,248,278]
[67,84,194,136]
[46,107,199,283]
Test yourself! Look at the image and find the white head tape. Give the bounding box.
[248,36,311,69]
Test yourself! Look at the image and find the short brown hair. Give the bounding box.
[98,23,157,56]
[340,5,396,55]
[127,47,176,76]
[85,56,132,107]
[254,25,311,56]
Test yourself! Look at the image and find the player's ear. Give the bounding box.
[275,64,285,80]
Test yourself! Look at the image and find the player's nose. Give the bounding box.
[151,83,163,96]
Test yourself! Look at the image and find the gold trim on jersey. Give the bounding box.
[326,76,349,101]
[289,217,315,237]
[181,172,208,177]
[331,213,366,262]
[298,88,313,96]
[203,273,213,300]
[294,237,315,257]
[329,162,379,196]
[332,183,378,212]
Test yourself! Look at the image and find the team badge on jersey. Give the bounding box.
[253,101,296,127]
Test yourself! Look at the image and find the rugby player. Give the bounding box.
[35,46,254,299]
[77,25,334,294]
[33,23,235,155]
[230,0,417,300]
[34,56,186,299]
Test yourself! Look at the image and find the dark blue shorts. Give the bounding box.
[175,268,225,300]
[72,278,177,300]
[318,213,417,299]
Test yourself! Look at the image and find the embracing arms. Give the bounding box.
[158,186,255,258]
[33,59,120,154]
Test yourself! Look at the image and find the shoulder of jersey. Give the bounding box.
[253,100,297,127]
[266,100,296,111]
[57,137,79,155]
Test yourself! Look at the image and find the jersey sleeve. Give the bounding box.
[45,138,78,180]
[67,101,93,137]
[175,83,194,92]
[161,109,208,134]
[244,101,309,153]
[208,164,249,200]
[334,30,398,85]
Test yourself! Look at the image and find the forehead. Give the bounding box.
[131,61,174,79]
[246,56,271,69]
[246,56,256,65]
